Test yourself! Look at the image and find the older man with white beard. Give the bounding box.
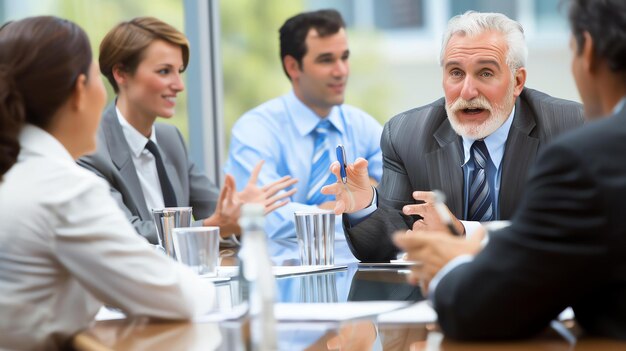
[321,11,584,262]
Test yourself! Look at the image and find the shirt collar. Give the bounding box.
[116,106,157,157]
[613,96,626,115]
[18,124,74,163]
[284,90,345,136]
[461,105,516,170]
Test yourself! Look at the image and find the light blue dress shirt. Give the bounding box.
[460,106,515,220]
[225,90,383,239]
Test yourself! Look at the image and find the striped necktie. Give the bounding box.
[145,140,178,207]
[306,119,334,205]
[468,140,494,221]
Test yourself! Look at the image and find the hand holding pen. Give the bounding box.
[321,147,374,215]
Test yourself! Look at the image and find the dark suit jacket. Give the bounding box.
[434,104,626,340]
[78,104,220,243]
[344,88,584,261]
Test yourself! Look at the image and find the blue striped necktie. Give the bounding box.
[468,140,494,221]
[306,119,334,205]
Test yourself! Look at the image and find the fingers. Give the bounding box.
[333,200,346,215]
[329,161,342,182]
[412,191,435,202]
[403,203,428,216]
[352,157,369,170]
[320,182,342,195]
[263,199,290,215]
[392,230,428,252]
[215,176,233,212]
[265,188,297,205]
[263,176,297,196]
[247,160,264,185]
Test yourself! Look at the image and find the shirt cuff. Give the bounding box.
[428,254,474,303]
[345,187,377,227]
[460,220,483,240]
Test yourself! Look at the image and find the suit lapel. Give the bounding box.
[425,119,464,217]
[499,97,538,219]
[102,104,152,220]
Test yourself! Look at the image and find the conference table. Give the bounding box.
[72,239,626,350]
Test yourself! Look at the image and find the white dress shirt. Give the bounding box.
[116,107,165,211]
[0,125,215,350]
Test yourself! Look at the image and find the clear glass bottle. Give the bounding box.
[238,204,277,350]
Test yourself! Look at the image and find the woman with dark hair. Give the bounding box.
[0,16,215,350]
[79,17,297,244]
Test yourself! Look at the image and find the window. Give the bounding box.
[450,0,518,19]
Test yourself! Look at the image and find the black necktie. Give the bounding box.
[468,140,494,221]
[145,140,177,207]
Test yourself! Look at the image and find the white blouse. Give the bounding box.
[0,125,215,350]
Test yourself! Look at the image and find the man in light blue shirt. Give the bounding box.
[225,9,382,240]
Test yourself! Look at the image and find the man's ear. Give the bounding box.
[581,31,597,74]
[283,55,301,81]
[512,66,527,97]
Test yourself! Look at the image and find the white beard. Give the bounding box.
[445,82,515,140]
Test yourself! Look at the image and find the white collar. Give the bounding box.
[461,105,516,170]
[18,124,74,163]
[116,106,157,157]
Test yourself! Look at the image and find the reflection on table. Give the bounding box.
[73,239,626,350]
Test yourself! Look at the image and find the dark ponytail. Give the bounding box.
[0,16,92,179]
[0,66,25,177]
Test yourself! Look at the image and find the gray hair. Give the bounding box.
[439,11,528,72]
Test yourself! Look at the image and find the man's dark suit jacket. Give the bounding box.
[344,88,584,262]
[78,104,220,244]
[435,103,626,340]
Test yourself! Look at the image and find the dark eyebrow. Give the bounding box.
[315,53,334,61]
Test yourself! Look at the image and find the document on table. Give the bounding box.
[95,306,126,321]
[274,301,409,321]
[217,265,347,278]
[358,260,422,269]
[376,300,437,324]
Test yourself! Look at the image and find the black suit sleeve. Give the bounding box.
[434,141,608,339]
[343,120,416,262]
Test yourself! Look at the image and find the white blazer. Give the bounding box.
[0,125,215,350]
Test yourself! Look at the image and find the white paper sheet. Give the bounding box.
[376,300,438,324]
[217,265,347,278]
[95,306,126,321]
[273,265,347,277]
[274,301,409,321]
[194,304,249,322]
[358,261,421,269]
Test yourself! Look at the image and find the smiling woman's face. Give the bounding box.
[119,39,185,120]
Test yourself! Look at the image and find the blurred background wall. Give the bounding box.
[1,0,576,178]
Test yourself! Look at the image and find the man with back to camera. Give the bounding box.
[394,0,626,340]
[225,9,383,240]
[322,11,584,262]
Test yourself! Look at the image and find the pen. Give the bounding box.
[336,145,347,184]
[432,190,462,236]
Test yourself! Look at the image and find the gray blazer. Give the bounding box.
[78,104,220,243]
[344,88,584,261]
